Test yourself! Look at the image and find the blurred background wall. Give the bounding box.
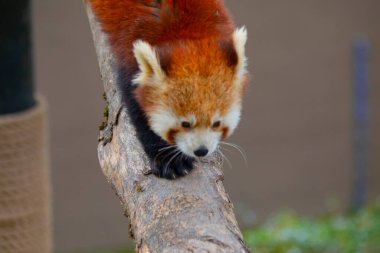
[32,0,380,252]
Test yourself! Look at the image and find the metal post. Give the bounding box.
[352,38,369,210]
[0,0,35,115]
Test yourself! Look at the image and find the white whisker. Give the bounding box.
[217,147,232,170]
[164,150,182,174]
[162,148,180,161]
[158,145,177,152]
[154,146,178,164]
[220,141,248,168]
[219,146,233,154]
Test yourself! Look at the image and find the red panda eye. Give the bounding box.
[212,121,221,128]
[181,122,191,129]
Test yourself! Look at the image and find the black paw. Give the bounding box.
[150,151,195,179]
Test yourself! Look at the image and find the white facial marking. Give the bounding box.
[212,113,222,124]
[132,40,166,85]
[223,103,242,137]
[180,113,197,126]
[149,109,177,138]
[176,128,221,158]
[149,106,241,158]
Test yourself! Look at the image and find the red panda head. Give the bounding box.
[132,28,248,158]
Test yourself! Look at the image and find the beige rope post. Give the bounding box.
[0,98,52,253]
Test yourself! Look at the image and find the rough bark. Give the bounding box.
[84,2,250,252]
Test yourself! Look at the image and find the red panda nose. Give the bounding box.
[194,146,209,157]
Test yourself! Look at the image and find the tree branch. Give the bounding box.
[84,2,250,252]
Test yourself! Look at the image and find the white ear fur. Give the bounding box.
[132,40,166,85]
[232,27,248,85]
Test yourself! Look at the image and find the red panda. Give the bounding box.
[89,0,248,179]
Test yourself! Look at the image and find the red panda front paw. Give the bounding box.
[151,155,195,180]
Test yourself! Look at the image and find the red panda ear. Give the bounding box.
[219,39,239,68]
[232,27,248,86]
[132,40,167,86]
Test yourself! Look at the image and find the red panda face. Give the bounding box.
[172,103,243,158]
[132,28,248,158]
[141,103,243,158]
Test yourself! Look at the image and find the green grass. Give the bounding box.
[244,202,380,253]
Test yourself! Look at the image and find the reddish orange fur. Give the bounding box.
[89,0,234,67]
[166,129,179,144]
[221,127,229,139]
[139,39,242,122]
[89,0,247,142]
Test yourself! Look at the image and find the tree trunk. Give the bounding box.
[84,2,250,252]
